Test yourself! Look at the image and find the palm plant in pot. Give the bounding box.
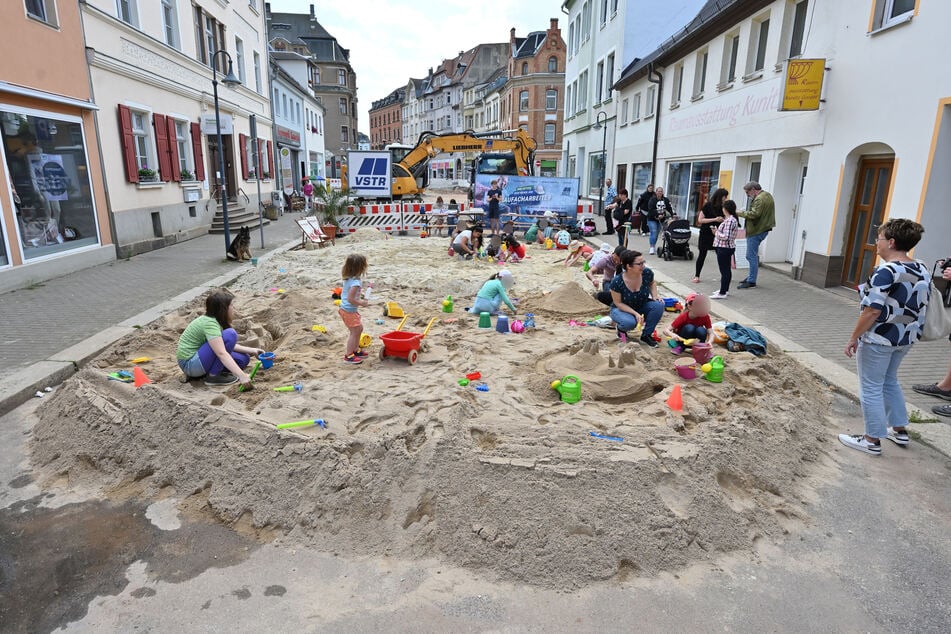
[314,184,350,240]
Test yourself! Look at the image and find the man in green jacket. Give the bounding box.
[737,181,775,288]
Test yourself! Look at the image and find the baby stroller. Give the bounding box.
[658,218,694,261]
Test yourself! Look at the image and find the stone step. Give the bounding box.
[209,207,270,233]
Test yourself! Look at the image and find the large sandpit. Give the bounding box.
[31,235,832,587]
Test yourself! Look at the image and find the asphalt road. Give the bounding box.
[1,392,949,633]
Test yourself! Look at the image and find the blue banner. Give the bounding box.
[474,175,580,221]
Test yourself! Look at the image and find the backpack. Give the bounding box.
[555,230,572,248]
[613,205,625,222]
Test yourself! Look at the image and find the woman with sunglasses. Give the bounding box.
[609,250,664,347]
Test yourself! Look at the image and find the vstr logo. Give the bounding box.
[355,158,388,188]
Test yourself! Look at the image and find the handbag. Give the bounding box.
[921,260,951,341]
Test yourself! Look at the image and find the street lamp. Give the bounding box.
[211,50,241,255]
[593,110,609,234]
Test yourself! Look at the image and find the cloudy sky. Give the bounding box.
[266,0,566,134]
[265,1,708,136]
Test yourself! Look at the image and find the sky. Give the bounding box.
[266,0,566,135]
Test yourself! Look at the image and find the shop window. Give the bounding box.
[117,0,138,26]
[546,89,557,111]
[588,152,604,196]
[26,0,58,27]
[872,0,915,30]
[666,160,721,222]
[161,0,179,49]
[1,109,101,260]
[544,123,556,145]
[632,163,652,193]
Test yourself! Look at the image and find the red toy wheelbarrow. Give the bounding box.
[378,316,437,364]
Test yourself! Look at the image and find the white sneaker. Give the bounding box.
[710,291,728,299]
[649,248,655,255]
[837,433,882,456]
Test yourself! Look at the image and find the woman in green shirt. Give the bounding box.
[176,290,262,387]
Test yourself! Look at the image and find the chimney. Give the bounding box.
[265,2,271,18]
[310,4,316,19]
[510,27,517,45]
[550,18,559,31]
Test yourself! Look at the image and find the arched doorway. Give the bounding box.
[841,144,895,288]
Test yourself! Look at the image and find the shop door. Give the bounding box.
[843,158,893,288]
[616,164,627,192]
[207,134,237,201]
[786,162,808,263]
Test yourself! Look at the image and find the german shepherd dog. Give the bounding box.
[227,226,252,261]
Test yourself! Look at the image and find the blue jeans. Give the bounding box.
[647,220,660,248]
[678,324,708,341]
[610,300,664,337]
[744,231,769,283]
[856,341,911,438]
[176,328,249,378]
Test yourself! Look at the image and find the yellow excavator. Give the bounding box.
[390,129,537,200]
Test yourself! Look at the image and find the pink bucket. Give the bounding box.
[691,342,713,364]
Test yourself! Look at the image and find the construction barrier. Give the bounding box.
[337,202,469,234]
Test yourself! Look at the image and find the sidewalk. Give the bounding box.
[0,216,302,414]
[586,220,951,454]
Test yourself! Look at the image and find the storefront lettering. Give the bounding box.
[667,82,781,135]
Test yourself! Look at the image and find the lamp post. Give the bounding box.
[211,50,241,255]
[593,110,609,234]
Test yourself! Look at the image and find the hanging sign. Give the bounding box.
[779,58,826,111]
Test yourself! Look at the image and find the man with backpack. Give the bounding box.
[634,184,654,235]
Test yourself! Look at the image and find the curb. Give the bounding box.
[581,235,951,458]
[0,237,300,418]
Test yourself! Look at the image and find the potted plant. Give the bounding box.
[180,168,194,181]
[314,183,350,240]
[262,171,271,180]
[138,165,158,182]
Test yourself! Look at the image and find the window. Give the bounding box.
[600,0,608,26]
[341,126,349,144]
[788,0,808,57]
[646,85,656,117]
[313,67,320,85]
[234,37,245,84]
[117,0,138,26]
[666,160,721,221]
[612,0,619,15]
[620,98,629,125]
[671,63,684,106]
[722,33,740,85]
[588,151,604,194]
[632,162,652,192]
[339,97,347,115]
[160,0,178,48]
[581,1,591,41]
[750,17,770,74]
[26,0,57,26]
[546,89,557,110]
[129,110,154,176]
[194,8,225,71]
[521,62,529,75]
[578,71,588,111]
[173,120,193,178]
[693,49,708,97]
[337,69,347,85]
[874,0,915,29]
[568,22,575,56]
[605,52,615,98]
[567,155,576,178]
[519,90,529,112]
[282,94,288,118]
[595,61,604,102]
[632,93,641,120]
[565,84,573,116]
[549,56,558,73]
[253,52,262,93]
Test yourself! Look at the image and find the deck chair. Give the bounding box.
[296,217,329,249]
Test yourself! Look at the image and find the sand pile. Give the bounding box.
[31,236,833,587]
[522,280,608,316]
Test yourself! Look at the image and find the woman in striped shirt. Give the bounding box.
[711,200,739,299]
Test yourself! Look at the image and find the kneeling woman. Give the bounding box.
[609,250,664,347]
[177,289,263,387]
[468,270,517,316]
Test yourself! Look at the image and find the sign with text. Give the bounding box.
[200,113,233,135]
[780,58,826,111]
[347,151,391,198]
[275,125,301,147]
[474,175,580,219]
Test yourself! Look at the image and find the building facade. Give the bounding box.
[83,0,274,257]
[369,87,405,149]
[269,53,326,194]
[266,3,358,178]
[0,0,113,291]
[501,19,566,177]
[611,0,949,288]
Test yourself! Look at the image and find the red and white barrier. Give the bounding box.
[337,202,470,234]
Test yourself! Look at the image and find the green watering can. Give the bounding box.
[704,356,724,383]
[551,375,582,404]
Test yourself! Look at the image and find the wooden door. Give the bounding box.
[843,158,893,288]
[616,164,628,193]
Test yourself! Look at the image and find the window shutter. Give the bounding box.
[266,140,273,178]
[257,138,265,177]
[166,117,181,181]
[239,133,249,180]
[191,122,205,181]
[117,105,139,183]
[153,113,172,181]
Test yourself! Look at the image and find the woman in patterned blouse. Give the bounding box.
[710,200,739,299]
[839,218,929,456]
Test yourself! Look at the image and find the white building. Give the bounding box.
[269,53,325,193]
[83,0,274,257]
[612,0,948,288]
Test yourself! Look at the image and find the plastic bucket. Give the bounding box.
[674,358,697,380]
[258,352,275,369]
[691,342,713,364]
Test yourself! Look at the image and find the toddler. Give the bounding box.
[663,292,713,351]
[468,270,517,315]
[339,254,370,364]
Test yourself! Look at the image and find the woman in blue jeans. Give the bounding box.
[609,249,664,347]
[839,218,929,456]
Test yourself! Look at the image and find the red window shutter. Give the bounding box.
[239,133,249,180]
[191,122,205,181]
[257,138,265,177]
[117,105,138,183]
[153,113,172,181]
[266,140,273,178]
[166,117,181,181]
